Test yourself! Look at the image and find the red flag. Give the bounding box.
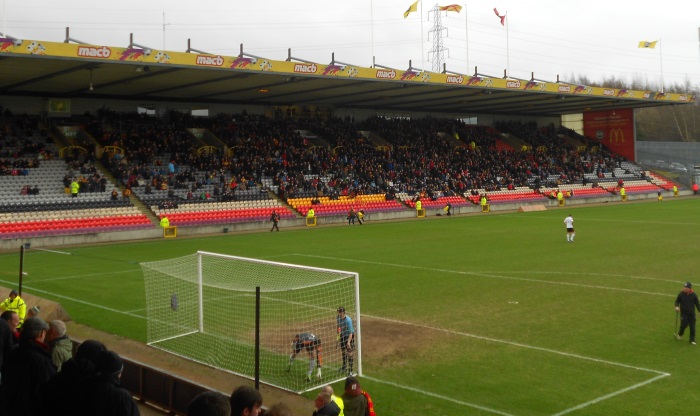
[438,4,462,12]
[493,8,506,26]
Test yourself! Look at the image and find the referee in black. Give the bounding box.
[675,282,700,345]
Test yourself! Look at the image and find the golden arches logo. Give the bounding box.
[609,129,625,145]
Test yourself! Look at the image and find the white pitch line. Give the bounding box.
[295,254,674,298]
[363,375,517,416]
[0,279,146,320]
[550,373,670,416]
[31,269,137,283]
[365,314,669,375]
[502,213,700,227]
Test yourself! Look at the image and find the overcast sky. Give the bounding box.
[3,0,699,91]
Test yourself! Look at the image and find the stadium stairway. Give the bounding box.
[94,159,160,226]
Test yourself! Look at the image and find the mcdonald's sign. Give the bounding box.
[583,109,635,160]
[609,129,625,145]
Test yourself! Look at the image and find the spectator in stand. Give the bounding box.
[2,317,56,416]
[80,350,140,416]
[46,320,72,371]
[0,310,20,349]
[0,311,13,388]
[43,339,107,416]
[313,390,341,416]
[264,402,293,416]
[188,391,231,416]
[321,385,344,416]
[111,189,119,200]
[693,182,699,195]
[341,377,375,416]
[229,385,263,416]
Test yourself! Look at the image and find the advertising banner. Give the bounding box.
[583,109,635,160]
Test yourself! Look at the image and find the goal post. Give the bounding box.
[141,251,361,393]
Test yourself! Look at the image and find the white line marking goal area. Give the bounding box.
[290,254,671,415]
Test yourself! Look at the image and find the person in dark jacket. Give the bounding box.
[313,390,341,416]
[42,339,106,416]
[2,317,56,416]
[79,350,140,416]
[0,316,14,408]
[675,282,700,345]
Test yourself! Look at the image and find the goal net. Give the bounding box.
[141,251,361,393]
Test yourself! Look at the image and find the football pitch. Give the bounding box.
[1,198,699,415]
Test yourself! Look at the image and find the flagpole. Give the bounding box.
[659,37,664,93]
[420,0,425,70]
[505,11,510,77]
[464,3,469,73]
[370,0,375,63]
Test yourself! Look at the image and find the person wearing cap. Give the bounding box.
[27,305,41,319]
[675,282,700,345]
[341,376,376,416]
[80,349,140,416]
[336,307,355,375]
[286,332,322,381]
[42,339,107,416]
[0,289,27,327]
[2,317,57,415]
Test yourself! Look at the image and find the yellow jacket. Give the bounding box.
[307,209,315,218]
[160,217,170,227]
[0,295,26,324]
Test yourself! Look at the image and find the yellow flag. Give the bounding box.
[638,41,658,49]
[404,0,419,18]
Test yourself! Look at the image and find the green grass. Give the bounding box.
[2,198,699,415]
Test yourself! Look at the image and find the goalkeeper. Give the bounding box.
[287,332,322,381]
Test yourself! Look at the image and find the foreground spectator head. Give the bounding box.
[230,386,263,416]
[96,350,124,379]
[263,402,292,416]
[345,376,362,395]
[20,316,49,341]
[1,310,20,331]
[47,319,66,340]
[76,339,107,363]
[188,391,231,416]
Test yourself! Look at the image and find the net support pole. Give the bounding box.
[354,273,362,376]
[197,254,204,332]
[255,286,261,390]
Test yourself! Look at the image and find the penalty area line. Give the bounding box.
[362,375,517,416]
[550,373,670,416]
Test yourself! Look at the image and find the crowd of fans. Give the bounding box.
[82,111,624,203]
[2,110,629,208]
